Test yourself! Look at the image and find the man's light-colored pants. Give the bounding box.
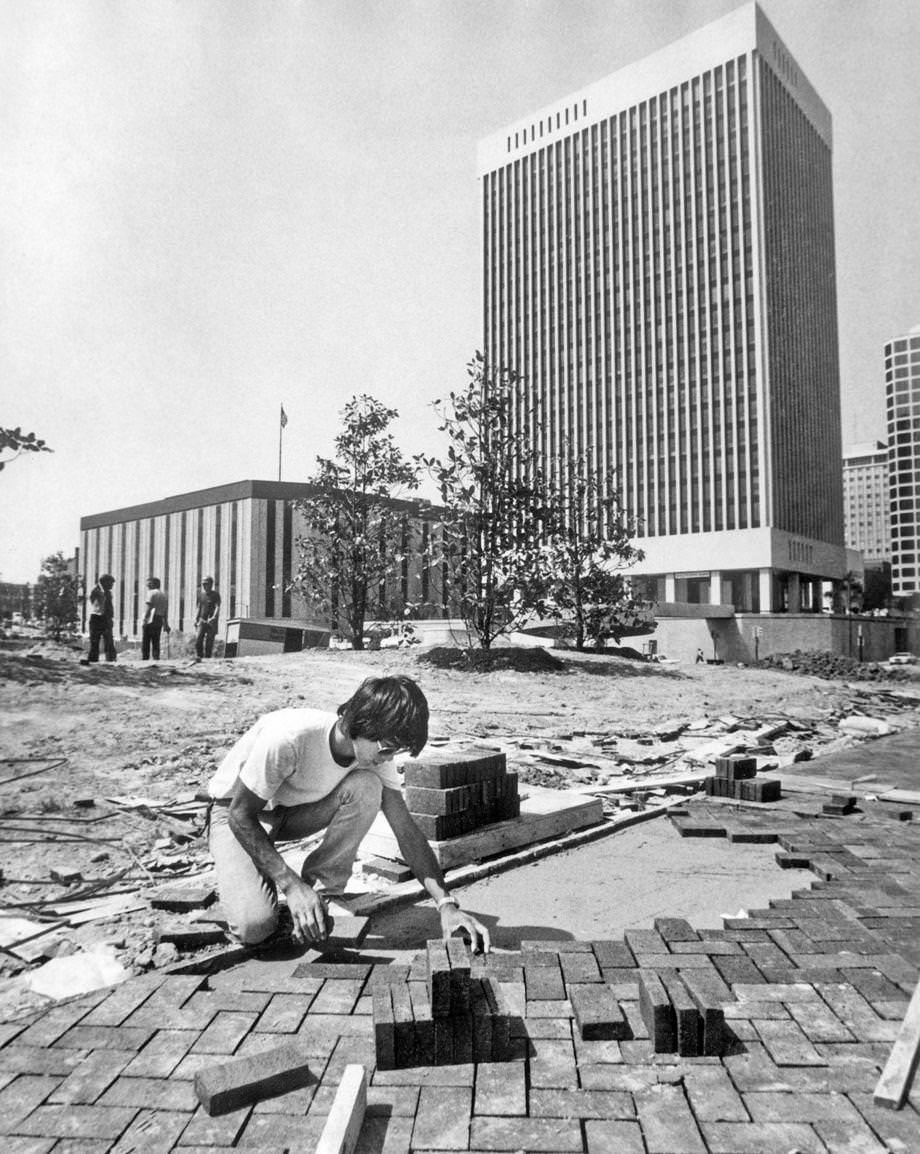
[208,770,383,945]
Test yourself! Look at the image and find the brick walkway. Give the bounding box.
[1,791,918,1152]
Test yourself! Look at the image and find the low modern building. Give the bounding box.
[79,480,450,640]
[886,326,920,600]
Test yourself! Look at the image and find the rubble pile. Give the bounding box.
[757,649,916,682]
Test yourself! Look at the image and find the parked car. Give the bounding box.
[888,652,917,665]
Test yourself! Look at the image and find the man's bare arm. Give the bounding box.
[227,779,327,943]
[381,786,491,953]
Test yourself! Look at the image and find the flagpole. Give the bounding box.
[278,404,284,481]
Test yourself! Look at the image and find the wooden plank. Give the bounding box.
[877,789,920,808]
[359,785,603,869]
[873,976,920,1110]
[315,1064,367,1154]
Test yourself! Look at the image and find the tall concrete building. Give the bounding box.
[842,440,890,565]
[886,325,920,599]
[478,3,846,615]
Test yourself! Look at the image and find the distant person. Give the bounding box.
[194,576,221,659]
[141,577,170,661]
[206,674,489,952]
[695,648,705,664]
[81,574,116,665]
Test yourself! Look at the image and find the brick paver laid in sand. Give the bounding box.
[1,789,919,1152]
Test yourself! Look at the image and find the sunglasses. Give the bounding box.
[376,740,408,756]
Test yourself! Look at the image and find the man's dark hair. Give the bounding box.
[337,675,429,756]
[99,574,115,588]
[147,577,161,588]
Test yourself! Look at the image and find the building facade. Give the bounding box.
[79,480,449,639]
[478,3,846,615]
[842,440,890,565]
[886,326,920,599]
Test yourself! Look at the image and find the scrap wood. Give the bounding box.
[873,976,920,1109]
[0,757,68,787]
[315,1064,367,1154]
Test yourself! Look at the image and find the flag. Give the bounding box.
[280,405,288,429]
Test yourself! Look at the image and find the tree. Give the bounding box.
[418,353,547,650]
[537,447,651,651]
[291,395,419,650]
[33,552,80,639]
[0,426,52,472]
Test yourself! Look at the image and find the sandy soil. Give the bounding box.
[2,639,919,1019]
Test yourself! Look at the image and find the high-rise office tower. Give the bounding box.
[886,326,920,599]
[842,441,890,565]
[479,3,846,614]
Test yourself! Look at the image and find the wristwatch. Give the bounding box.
[436,895,460,912]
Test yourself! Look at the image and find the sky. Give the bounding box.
[2,0,919,583]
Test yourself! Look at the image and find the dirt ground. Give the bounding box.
[3,639,920,1022]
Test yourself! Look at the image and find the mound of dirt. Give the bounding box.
[417,645,567,673]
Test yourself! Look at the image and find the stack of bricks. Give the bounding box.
[637,967,728,1057]
[403,746,520,840]
[822,793,858,816]
[372,937,513,1069]
[704,754,782,802]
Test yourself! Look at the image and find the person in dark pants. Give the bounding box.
[81,574,117,664]
[194,576,221,659]
[141,577,171,661]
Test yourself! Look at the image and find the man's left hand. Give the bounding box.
[440,903,490,954]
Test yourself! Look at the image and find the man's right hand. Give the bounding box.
[283,877,328,945]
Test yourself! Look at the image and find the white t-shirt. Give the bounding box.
[207,708,402,808]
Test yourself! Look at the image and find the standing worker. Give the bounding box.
[80,574,117,665]
[141,577,171,661]
[194,576,221,660]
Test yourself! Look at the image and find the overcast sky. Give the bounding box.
[2,0,919,583]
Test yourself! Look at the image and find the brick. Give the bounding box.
[451,1011,474,1066]
[310,979,363,1016]
[559,951,602,984]
[149,885,216,912]
[520,939,594,954]
[325,916,370,950]
[681,969,730,1056]
[426,940,451,1018]
[715,755,757,779]
[97,1074,197,1111]
[292,962,372,980]
[531,1088,635,1118]
[483,978,511,1059]
[361,855,413,883]
[654,917,698,942]
[661,972,702,1057]
[433,1016,454,1066]
[753,1019,826,1066]
[584,1119,646,1153]
[470,1116,583,1151]
[700,1120,833,1152]
[529,1039,578,1089]
[624,929,667,954]
[54,1024,154,1051]
[446,936,471,1014]
[159,923,228,949]
[474,1060,526,1115]
[568,984,629,1041]
[389,980,417,1070]
[403,748,506,790]
[638,969,676,1053]
[408,981,435,1067]
[470,981,493,1063]
[524,964,565,1002]
[713,955,766,986]
[372,985,395,1071]
[46,1047,134,1104]
[682,1066,747,1121]
[404,785,471,815]
[255,993,311,1034]
[190,1011,256,1055]
[0,1075,64,1126]
[412,1084,471,1149]
[365,1084,420,1116]
[193,1041,315,1115]
[635,1083,707,1153]
[591,939,635,968]
[10,1104,139,1140]
[111,1108,190,1152]
[314,1064,366,1154]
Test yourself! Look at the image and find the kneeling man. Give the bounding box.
[207,674,489,952]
